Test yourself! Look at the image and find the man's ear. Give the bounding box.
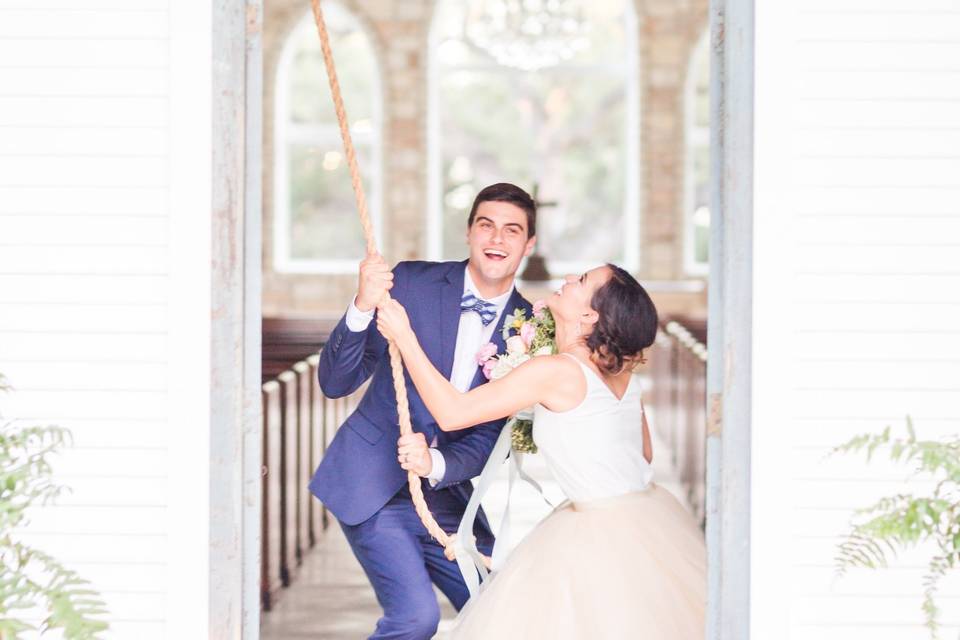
[523,235,537,257]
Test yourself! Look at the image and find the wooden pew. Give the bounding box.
[261,381,283,610]
[277,370,299,585]
[259,318,370,613]
[293,361,312,559]
[653,320,708,525]
[307,355,325,542]
[262,317,332,380]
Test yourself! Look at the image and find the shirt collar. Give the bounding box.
[463,265,514,311]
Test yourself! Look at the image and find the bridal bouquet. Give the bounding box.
[475,300,556,453]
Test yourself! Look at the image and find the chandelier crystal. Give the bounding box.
[465,0,591,72]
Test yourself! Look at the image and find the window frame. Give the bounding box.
[426,0,640,275]
[683,29,711,277]
[273,6,383,275]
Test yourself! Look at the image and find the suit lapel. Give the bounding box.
[438,261,467,380]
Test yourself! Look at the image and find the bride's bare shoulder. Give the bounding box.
[523,353,584,391]
[513,353,583,387]
[531,354,587,411]
[527,353,582,372]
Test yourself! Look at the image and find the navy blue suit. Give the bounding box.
[310,260,532,640]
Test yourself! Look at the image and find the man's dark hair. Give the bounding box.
[467,183,537,238]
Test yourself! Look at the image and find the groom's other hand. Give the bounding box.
[356,252,393,312]
[397,432,433,477]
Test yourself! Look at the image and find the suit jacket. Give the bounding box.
[309,259,533,527]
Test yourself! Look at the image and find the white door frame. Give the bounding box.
[222,0,754,636]
[211,0,264,637]
[705,0,753,637]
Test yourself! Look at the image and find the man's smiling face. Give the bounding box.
[466,200,536,286]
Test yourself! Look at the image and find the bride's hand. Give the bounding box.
[376,298,413,344]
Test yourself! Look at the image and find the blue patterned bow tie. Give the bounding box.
[460,292,498,326]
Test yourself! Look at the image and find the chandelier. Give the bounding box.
[465,0,590,72]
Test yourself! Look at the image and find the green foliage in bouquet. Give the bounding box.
[498,305,558,454]
[509,419,537,454]
[0,373,109,640]
[833,418,959,639]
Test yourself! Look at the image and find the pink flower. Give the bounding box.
[482,358,497,380]
[532,300,547,319]
[475,341,498,365]
[506,335,527,355]
[519,322,536,347]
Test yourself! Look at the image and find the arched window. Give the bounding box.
[274,4,382,273]
[428,0,640,274]
[684,29,710,274]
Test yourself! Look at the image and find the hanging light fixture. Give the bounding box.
[465,0,590,72]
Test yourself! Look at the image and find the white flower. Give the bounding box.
[505,335,527,356]
[489,359,512,380]
[490,352,530,380]
[505,350,531,367]
[533,346,553,357]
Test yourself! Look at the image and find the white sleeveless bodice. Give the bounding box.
[532,354,654,503]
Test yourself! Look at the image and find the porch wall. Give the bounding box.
[0,1,223,636]
[749,1,960,637]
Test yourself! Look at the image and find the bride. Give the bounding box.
[376,263,706,639]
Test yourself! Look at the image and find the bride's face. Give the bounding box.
[547,266,612,325]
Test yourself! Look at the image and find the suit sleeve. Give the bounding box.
[317,263,406,398]
[432,417,505,489]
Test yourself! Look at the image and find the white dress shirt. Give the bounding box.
[344,265,514,484]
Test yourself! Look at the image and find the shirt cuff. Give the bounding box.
[345,296,375,332]
[426,448,446,487]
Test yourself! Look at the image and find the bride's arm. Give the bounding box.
[377,299,559,431]
[641,407,653,463]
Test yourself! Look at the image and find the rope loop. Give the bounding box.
[309,0,455,554]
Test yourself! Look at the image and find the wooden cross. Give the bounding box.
[530,182,558,212]
[521,182,556,281]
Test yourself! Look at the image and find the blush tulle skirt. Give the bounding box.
[447,484,706,640]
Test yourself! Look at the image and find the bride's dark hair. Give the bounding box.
[585,264,659,375]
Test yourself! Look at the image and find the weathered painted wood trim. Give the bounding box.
[243,1,264,637]
[211,0,262,637]
[704,0,725,633]
[710,0,753,637]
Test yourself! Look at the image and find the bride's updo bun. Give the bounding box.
[585,264,659,375]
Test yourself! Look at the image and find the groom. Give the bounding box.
[310,183,537,639]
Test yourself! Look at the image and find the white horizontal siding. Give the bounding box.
[0,186,167,215]
[0,275,169,303]
[752,1,960,638]
[0,0,213,637]
[0,246,168,274]
[0,332,169,359]
[0,39,167,69]
[0,9,168,38]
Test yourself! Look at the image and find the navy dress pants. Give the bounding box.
[339,487,494,640]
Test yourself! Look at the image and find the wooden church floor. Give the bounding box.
[261,397,688,639]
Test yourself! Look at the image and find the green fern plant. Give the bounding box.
[0,373,109,639]
[833,418,960,639]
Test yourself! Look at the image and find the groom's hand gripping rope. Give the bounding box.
[397,433,433,477]
[356,252,393,313]
[376,298,412,344]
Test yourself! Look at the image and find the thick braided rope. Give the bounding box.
[309,0,454,557]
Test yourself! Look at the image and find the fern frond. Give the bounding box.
[834,419,959,639]
[0,378,109,639]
